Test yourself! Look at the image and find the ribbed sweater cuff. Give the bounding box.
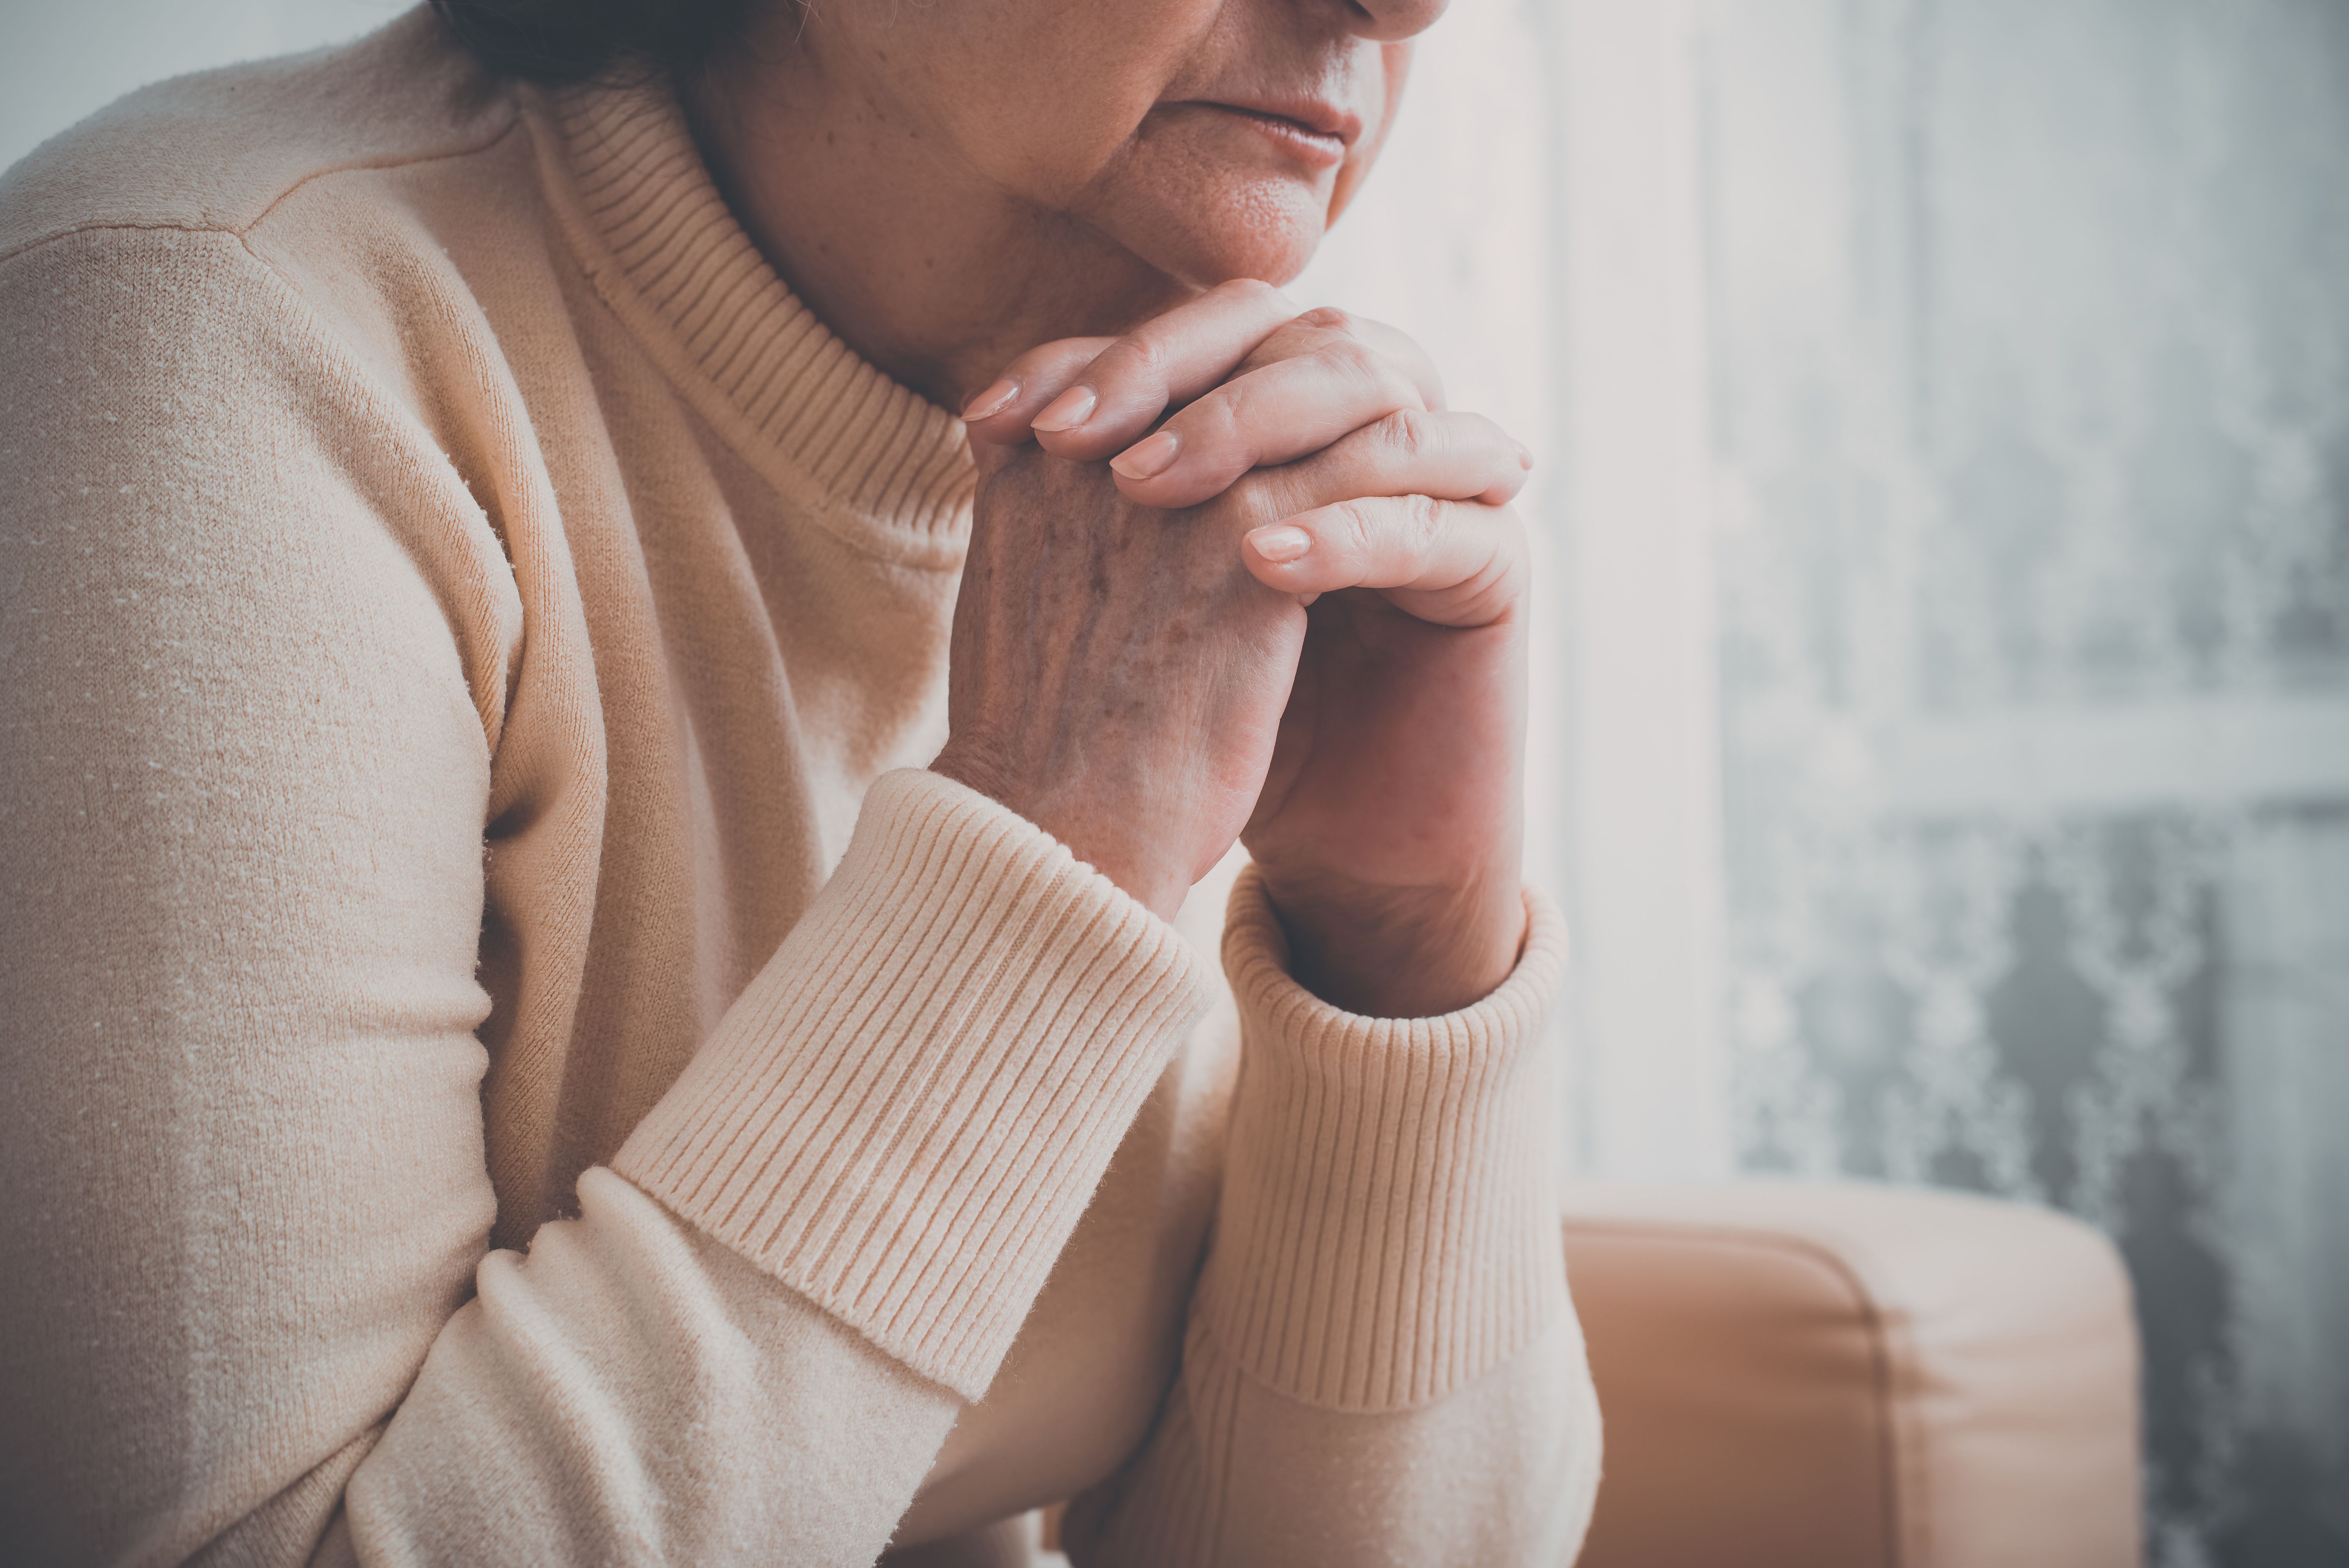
[1200,867,1571,1412]
[614,769,1212,1400]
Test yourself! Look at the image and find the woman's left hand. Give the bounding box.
[963,284,1532,1018]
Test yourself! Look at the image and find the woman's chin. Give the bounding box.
[1151,191,1330,289]
[1089,164,1332,290]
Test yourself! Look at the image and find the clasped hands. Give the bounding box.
[934,281,1530,1020]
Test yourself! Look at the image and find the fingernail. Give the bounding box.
[1110,430,1181,480]
[1514,440,1536,470]
[962,377,1018,421]
[1250,525,1313,564]
[1030,385,1098,432]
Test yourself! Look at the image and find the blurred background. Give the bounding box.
[6,1,2345,1563]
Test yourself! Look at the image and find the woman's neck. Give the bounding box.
[686,52,1191,413]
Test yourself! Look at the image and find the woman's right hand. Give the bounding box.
[931,442,1306,919]
[933,284,1532,934]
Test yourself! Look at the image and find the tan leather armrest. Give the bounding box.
[1562,1179,2141,1568]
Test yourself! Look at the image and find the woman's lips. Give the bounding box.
[1203,104,1350,168]
[1163,96,1359,171]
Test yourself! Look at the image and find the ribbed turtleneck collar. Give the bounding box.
[529,74,975,549]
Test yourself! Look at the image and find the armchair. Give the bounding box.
[1563,1178,2143,1568]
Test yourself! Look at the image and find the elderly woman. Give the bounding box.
[0,0,1598,1562]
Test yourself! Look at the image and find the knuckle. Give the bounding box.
[1331,499,1379,556]
[1202,399,1259,460]
[1377,407,1432,462]
[1318,337,1387,390]
[1296,304,1356,336]
[1115,330,1175,388]
[1194,387,1252,451]
[1405,493,1446,548]
[1243,317,1316,369]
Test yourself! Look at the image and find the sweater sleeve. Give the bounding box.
[1058,870,1605,1567]
[338,775,1207,1568]
[0,227,1206,1568]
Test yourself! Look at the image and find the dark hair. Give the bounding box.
[430,0,764,84]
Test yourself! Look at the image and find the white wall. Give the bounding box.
[1542,0,1733,1180]
[0,0,393,175]
[1291,0,1736,1181]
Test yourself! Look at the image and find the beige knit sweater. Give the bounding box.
[0,12,1601,1566]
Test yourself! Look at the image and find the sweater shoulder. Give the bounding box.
[0,7,519,263]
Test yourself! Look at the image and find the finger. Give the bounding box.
[1241,306,1446,413]
[961,336,1116,444]
[1025,279,1302,458]
[1236,409,1535,520]
[1112,366,1524,511]
[1091,307,1443,485]
[1241,496,1527,629]
[1106,340,1425,506]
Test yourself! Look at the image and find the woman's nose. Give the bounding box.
[1344,0,1449,44]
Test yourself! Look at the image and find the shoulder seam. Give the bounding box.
[244,111,525,237]
[0,111,526,271]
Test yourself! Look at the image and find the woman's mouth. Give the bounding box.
[1175,96,1361,172]
[1212,107,1347,167]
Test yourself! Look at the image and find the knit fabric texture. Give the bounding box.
[0,11,1602,1565]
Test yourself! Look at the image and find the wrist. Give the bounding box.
[929,749,1191,920]
[1253,863,1528,1018]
